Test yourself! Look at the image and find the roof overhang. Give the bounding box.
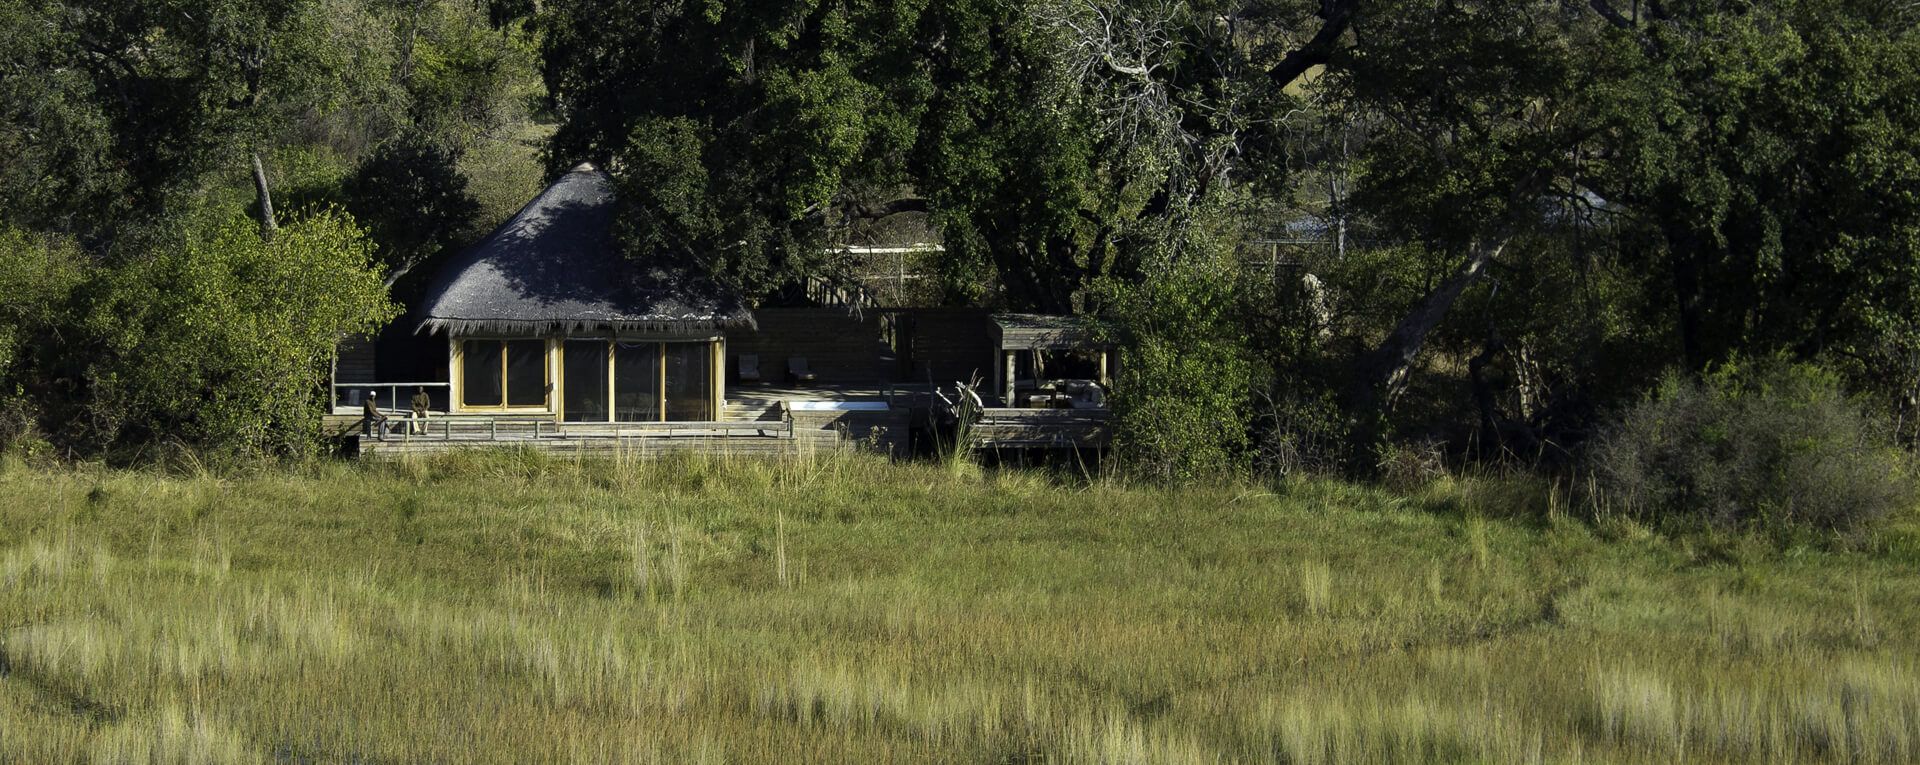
[990,313,1114,351]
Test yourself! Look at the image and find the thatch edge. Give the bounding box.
[415,314,759,336]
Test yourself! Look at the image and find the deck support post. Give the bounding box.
[1003,351,1016,406]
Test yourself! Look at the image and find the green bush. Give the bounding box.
[0,226,87,454]
[1587,358,1914,538]
[71,209,397,457]
[1101,208,1258,482]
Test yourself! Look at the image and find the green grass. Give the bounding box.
[0,450,1916,762]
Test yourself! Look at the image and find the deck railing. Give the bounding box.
[968,407,1112,449]
[358,414,795,443]
[333,382,452,412]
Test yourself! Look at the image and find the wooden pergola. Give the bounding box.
[988,313,1115,406]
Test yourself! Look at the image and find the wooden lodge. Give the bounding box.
[330,164,1113,458]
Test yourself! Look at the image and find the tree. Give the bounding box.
[539,0,1346,309]
[0,0,399,236]
[0,225,87,451]
[1582,0,1920,391]
[540,0,929,297]
[71,209,397,456]
[343,135,483,292]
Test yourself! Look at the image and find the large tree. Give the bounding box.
[538,0,1350,309]
[1582,0,1920,386]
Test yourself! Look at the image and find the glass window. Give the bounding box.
[505,339,547,406]
[664,342,713,421]
[563,340,610,422]
[461,340,502,407]
[614,341,659,422]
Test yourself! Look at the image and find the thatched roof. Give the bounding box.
[416,163,754,336]
[991,313,1112,351]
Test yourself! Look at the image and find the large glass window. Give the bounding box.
[562,340,609,422]
[505,339,547,406]
[614,341,660,422]
[553,339,716,422]
[460,340,502,408]
[460,338,547,408]
[664,342,713,420]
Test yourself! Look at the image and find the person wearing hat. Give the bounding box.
[409,387,432,434]
[362,390,388,439]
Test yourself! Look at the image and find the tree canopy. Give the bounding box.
[1,0,1917,471]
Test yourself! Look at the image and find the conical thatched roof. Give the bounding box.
[416,163,754,335]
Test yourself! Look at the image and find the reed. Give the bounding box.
[0,451,1915,762]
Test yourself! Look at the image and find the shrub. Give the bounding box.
[71,209,397,457]
[0,226,87,454]
[1100,204,1258,482]
[1252,389,1348,479]
[1587,358,1914,537]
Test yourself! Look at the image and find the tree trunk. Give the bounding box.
[251,152,278,238]
[1670,245,1707,373]
[1343,237,1507,469]
[1468,334,1503,457]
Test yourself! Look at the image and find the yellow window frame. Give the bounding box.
[556,338,722,423]
[452,336,553,412]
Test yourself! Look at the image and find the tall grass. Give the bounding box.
[0,450,1916,762]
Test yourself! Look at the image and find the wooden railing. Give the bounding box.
[968,407,1112,448]
[360,414,795,443]
[333,382,452,412]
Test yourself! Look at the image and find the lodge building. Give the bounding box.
[331,163,1114,456]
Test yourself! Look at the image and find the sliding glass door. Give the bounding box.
[614,341,661,422]
[562,339,716,422]
[562,340,609,422]
[663,342,713,420]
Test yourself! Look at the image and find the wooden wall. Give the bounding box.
[334,334,377,384]
[896,308,994,387]
[727,308,894,384]
[725,307,996,387]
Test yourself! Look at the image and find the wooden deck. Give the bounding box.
[329,395,913,459]
[968,408,1112,449]
[325,388,1104,458]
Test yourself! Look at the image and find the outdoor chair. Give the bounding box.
[738,353,762,383]
[787,357,818,384]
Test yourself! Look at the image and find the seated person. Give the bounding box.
[361,391,389,438]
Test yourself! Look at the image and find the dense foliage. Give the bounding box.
[0,212,396,459]
[1588,359,1915,538]
[0,0,536,457]
[2,0,1917,511]
[73,211,397,457]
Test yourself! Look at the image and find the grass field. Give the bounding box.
[1,450,1917,763]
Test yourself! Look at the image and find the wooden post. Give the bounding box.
[992,346,1002,406]
[1098,350,1110,387]
[713,337,725,421]
[448,335,462,414]
[1003,351,1017,407]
